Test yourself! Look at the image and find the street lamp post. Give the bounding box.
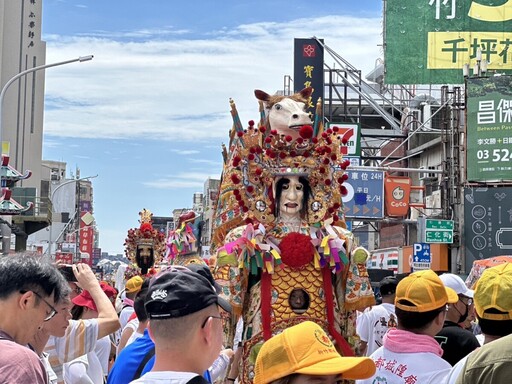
[0,56,93,254]
[47,174,98,258]
[0,55,94,148]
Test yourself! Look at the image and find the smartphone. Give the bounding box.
[58,264,78,282]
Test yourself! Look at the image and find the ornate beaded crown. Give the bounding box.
[124,208,166,268]
[226,114,351,226]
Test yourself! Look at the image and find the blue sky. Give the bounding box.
[41,0,382,254]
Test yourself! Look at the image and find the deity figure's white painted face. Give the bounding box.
[279,176,304,217]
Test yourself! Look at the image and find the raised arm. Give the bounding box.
[73,263,120,338]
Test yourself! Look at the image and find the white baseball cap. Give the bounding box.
[440,273,474,298]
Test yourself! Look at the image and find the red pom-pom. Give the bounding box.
[296,137,304,144]
[231,174,241,184]
[319,167,325,174]
[340,186,348,195]
[279,233,314,268]
[249,147,256,154]
[331,154,337,161]
[299,125,314,139]
[233,189,240,196]
[279,152,287,159]
[237,131,244,137]
[248,120,255,126]
[233,156,241,163]
[290,150,297,157]
[332,215,339,222]
[270,129,278,135]
[332,126,339,132]
[264,137,272,144]
[247,185,254,193]
[326,128,333,134]
[285,135,293,142]
[255,168,263,176]
[341,174,349,182]
[259,126,266,133]
[303,151,310,158]
[342,137,348,145]
[245,218,254,224]
[312,137,318,144]
[325,179,332,186]
[242,206,249,213]
[323,158,330,165]
[140,223,152,232]
[248,153,255,161]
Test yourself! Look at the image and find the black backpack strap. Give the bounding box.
[187,375,210,384]
[132,346,156,380]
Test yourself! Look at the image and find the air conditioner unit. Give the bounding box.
[401,108,421,131]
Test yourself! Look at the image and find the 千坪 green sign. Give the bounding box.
[467,76,512,182]
[385,0,512,84]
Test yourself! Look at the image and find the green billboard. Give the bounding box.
[467,76,512,182]
[385,0,512,84]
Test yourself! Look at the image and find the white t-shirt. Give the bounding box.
[40,352,58,384]
[116,317,140,356]
[130,371,200,384]
[442,354,466,384]
[356,303,397,356]
[64,351,104,384]
[95,334,112,376]
[119,306,135,329]
[356,346,452,384]
[126,330,144,347]
[45,319,99,384]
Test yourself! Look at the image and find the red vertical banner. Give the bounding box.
[384,175,412,217]
[80,212,94,266]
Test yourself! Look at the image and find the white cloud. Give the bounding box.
[143,171,220,189]
[43,15,381,142]
[170,149,201,155]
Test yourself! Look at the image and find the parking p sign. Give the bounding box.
[413,243,431,271]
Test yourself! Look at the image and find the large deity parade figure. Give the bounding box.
[211,88,375,383]
[166,210,207,266]
[124,209,166,276]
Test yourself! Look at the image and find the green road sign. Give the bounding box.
[426,219,454,230]
[425,219,454,244]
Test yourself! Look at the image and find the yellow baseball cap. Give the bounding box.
[253,321,376,384]
[395,269,458,312]
[474,263,512,320]
[125,275,144,293]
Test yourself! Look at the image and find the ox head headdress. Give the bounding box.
[224,90,350,227]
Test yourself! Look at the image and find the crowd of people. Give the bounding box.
[1,252,512,383]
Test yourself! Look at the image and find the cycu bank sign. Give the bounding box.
[385,0,512,84]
